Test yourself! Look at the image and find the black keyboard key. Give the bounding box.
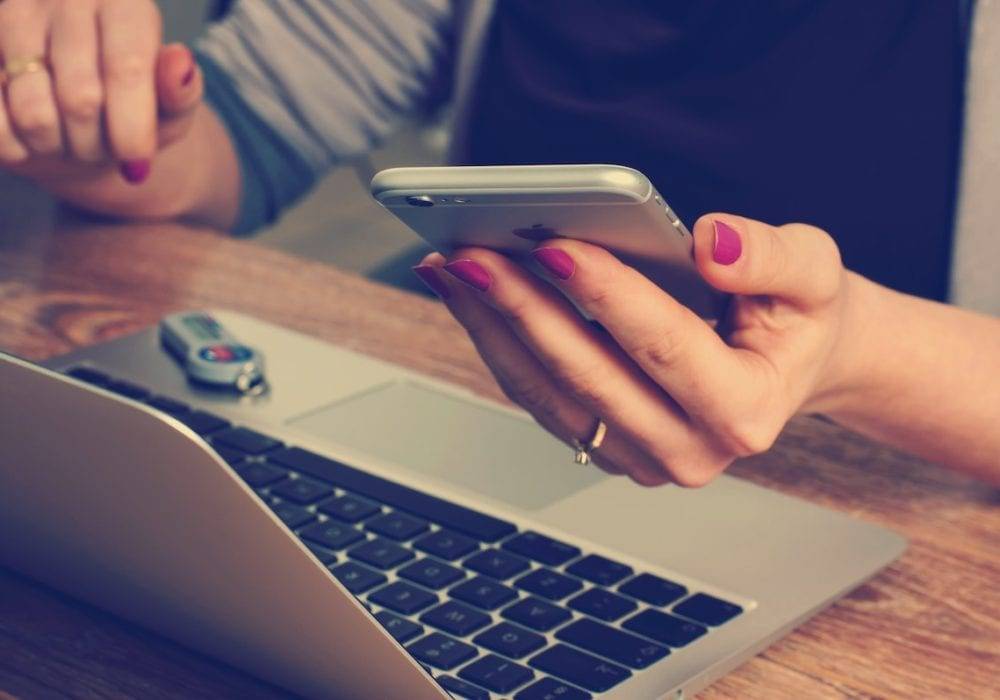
[673,593,742,626]
[474,622,545,659]
[270,477,334,505]
[369,581,438,615]
[300,520,364,550]
[460,654,534,694]
[330,561,386,594]
[618,573,687,606]
[438,675,489,700]
[146,395,190,415]
[503,532,580,567]
[622,609,706,647]
[305,543,337,566]
[414,529,479,561]
[502,597,572,632]
[407,632,477,670]
[318,494,381,523]
[421,600,491,636]
[464,549,530,580]
[515,677,591,700]
[66,366,110,386]
[213,427,282,455]
[348,537,414,570]
[515,569,583,601]
[269,501,316,529]
[528,645,630,693]
[212,444,247,465]
[556,618,668,669]
[178,410,230,435]
[375,610,424,644]
[104,379,151,401]
[235,461,288,487]
[450,576,518,610]
[565,554,632,587]
[399,558,465,590]
[567,588,637,622]
[268,447,516,541]
[366,511,429,541]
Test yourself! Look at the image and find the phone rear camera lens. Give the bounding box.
[406,195,435,208]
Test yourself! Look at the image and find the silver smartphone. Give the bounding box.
[371,164,727,318]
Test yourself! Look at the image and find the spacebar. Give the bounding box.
[267,447,516,543]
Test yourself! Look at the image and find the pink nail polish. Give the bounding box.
[181,64,197,87]
[444,259,492,292]
[411,265,450,299]
[712,220,742,265]
[532,247,575,280]
[120,159,151,185]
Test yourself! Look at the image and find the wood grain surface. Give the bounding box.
[0,215,997,699]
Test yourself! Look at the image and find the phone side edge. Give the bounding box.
[371,165,652,202]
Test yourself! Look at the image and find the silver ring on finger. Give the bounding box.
[572,418,608,465]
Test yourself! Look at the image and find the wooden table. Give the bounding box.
[1,209,997,699]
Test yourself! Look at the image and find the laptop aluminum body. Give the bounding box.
[0,311,906,698]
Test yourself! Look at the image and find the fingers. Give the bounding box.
[0,3,63,156]
[692,214,844,309]
[0,89,28,163]
[431,249,730,486]
[443,248,692,439]
[98,0,162,166]
[0,0,170,174]
[50,3,105,161]
[156,44,201,116]
[154,43,203,148]
[413,256,669,485]
[527,239,760,426]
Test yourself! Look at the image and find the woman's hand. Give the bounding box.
[0,0,202,185]
[413,214,859,487]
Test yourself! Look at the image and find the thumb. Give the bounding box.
[692,214,845,308]
[156,43,202,118]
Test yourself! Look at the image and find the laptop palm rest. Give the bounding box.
[287,380,606,511]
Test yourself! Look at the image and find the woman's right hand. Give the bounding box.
[418,214,856,488]
[0,0,203,186]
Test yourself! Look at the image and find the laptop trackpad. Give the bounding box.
[287,381,606,511]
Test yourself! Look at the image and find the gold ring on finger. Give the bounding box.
[572,418,608,465]
[3,56,47,83]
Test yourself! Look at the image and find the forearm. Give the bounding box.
[819,273,1000,482]
[14,105,239,230]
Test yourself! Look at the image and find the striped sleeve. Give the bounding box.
[196,0,456,233]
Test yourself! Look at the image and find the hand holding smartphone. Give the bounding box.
[371,164,727,319]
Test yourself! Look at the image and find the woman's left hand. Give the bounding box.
[412,213,858,487]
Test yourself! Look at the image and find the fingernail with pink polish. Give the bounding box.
[444,259,492,291]
[712,220,742,265]
[120,160,151,185]
[411,265,450,299]
[532,247,575,280]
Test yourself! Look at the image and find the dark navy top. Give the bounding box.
[464,1,967,300]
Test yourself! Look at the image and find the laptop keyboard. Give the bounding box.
[65,366,745,699]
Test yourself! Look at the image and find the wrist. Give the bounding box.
[801,270,887,419]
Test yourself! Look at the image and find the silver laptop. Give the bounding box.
[0,310,905,699]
